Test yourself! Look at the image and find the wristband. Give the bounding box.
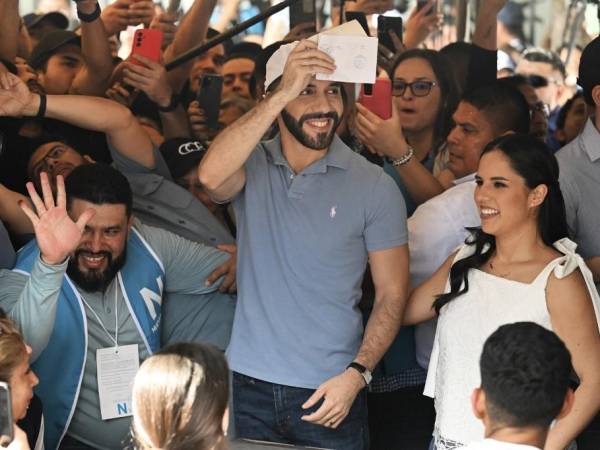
[36,94,47,119]
[77,2,101,22]
[385,146,414,167]
[157,93,180,113]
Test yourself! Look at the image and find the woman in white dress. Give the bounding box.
[404,133,600,450]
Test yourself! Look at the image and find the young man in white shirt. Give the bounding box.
[463,322,574,450]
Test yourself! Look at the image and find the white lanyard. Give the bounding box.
[79,283,119,348]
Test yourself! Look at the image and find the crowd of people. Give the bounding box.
[0,0,599,449]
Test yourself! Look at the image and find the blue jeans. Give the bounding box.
[232,372,369,450]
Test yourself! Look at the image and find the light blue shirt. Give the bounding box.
[227,135,408,388]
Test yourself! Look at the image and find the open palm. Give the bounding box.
[0,73,35,117]
[20,173,95,265]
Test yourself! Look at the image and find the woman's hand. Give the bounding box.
[354,102,409,159]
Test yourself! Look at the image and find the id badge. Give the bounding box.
[96,344,139,420]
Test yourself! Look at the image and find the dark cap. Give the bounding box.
[498,1,524,29]
[578,37,600,104]
[159,138,207,180]
[23,12,69,31]
[225,42,262,63]
[29,30,81,69]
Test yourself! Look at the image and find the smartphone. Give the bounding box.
[417,0,436,15]
[377,16,403,52]
[0,382,13,447]
[359,78,392,120]
[197,74,223,130]
[289,0,316,31]
[345,11,370,36]
[129,29,164,66]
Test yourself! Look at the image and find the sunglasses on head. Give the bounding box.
[392,80,438,97]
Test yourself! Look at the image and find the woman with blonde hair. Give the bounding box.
[0,312,41,449]
[131,342,229,450]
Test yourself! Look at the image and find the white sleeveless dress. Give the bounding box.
[423,238,600,449]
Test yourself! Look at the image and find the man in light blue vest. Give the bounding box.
[0,164,232,450]
[0,72,236,349]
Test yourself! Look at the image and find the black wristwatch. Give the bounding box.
[346,362,372,386]
[77,2,101,22]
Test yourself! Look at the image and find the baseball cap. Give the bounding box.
[23,12,69,31]
[578,37,600,103]
[159,138,207,180]
[225,42,262,63]
[498,1,524,29]
[29,30,81,69]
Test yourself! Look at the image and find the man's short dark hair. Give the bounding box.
[65,164,133,217]
[521,48,566,79]
[578,37,600,107]
[462,82,531,135]
[480,322,572,428]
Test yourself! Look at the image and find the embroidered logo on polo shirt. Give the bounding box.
[330,206,337,219]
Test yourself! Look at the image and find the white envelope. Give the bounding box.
[264,20,372,89]
[316,34,378,84]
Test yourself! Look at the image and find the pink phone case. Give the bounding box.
[359,78,392,120]
[129,29,164,65]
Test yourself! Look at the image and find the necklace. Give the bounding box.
[489,259,512,279]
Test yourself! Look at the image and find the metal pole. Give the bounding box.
[564,0,587,66]
[165,0,301,71]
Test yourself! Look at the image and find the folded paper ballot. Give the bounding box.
[264,20,378,89]
[316,34,378,84]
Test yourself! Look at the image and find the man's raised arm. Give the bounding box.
[70,0,114,96]
[198,40,335,202]
[0,72,155,168]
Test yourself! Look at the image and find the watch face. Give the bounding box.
[363,370,372,385]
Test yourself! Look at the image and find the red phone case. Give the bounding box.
[129,29,164,65]
[359,78,392,120]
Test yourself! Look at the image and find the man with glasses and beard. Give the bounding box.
[198,40,409,449]
[0,164,232,450]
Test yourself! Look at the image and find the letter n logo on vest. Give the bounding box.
[139,276,164,320]
[117,402,128,415]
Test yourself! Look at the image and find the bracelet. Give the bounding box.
[77,2,101,22]
[157,93,180,113]
[385,146,414,167]
[36,94,47,119]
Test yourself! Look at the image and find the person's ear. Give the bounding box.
[222,407,229,436]
[528,183,548,208]
[592,85,600,108]
[471,387,486,420]
[556,388,574,420]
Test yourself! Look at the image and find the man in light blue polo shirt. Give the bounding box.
[199,40,409,449]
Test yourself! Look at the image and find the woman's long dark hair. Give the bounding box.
[433,134,570,313]
[391,49,459,153]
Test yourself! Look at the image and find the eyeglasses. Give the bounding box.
[526,74,562,88]
[392,80,438,97]
[530,101,550,117]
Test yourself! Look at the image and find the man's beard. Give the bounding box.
[67,248,127,292]
[280,110,340,150]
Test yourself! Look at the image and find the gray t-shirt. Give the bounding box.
[557,118,600,260]
[110,144,234,246]
[227,135,408,389]
[0,221,229,449]
[0,221,15,269]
